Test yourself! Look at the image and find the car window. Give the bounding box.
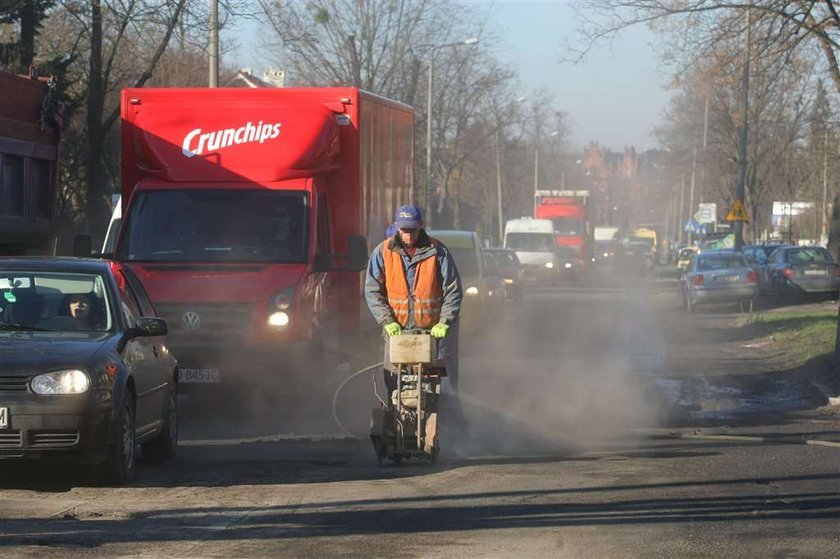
[698,255,747,271]
[483,254,500,276]
[0,271,112,332]
[121,267,157,317]
[787,247,833,264]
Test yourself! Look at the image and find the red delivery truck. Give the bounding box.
[534,189,592,271]
[113,87,413,385]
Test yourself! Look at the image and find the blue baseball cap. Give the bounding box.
[394,205,423,229]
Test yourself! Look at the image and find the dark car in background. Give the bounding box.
[485,247,523,302]
[680,249,758,312]
[0,257,178,484]
[761,246,840,303]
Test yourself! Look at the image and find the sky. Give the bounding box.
[227,1,672,153]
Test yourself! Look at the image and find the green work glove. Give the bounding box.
[430,323,449,339]
[384,322,402,337]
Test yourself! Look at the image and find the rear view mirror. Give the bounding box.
[314,235,369,272]
[131,317,168,337]
[346,235,369,271]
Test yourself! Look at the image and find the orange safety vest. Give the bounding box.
[382,242,443,328]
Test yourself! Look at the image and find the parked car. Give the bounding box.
[761,245,840,303]
[680,249,758,312]
[743,243,789,294]
[485,247,523,302]
[0,257,178,484]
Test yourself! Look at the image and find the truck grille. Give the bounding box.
[0,375,30,392]
[155,303,252,347]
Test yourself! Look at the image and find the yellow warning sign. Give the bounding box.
[726,199,749,222]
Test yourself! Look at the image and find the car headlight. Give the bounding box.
[466,286,479,296]
[268,287,295,328]
[503,278,514,284]
[603,252,609,258]
[564,262,573,269]
[545,261,555,269]
[31,369,90,395]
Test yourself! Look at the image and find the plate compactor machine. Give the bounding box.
[370,332,444,464]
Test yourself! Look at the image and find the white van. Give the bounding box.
[504,218,564,281]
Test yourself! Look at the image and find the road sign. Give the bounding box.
[683,219,698,233]
[697,203,717,224]
[726,199,749,222]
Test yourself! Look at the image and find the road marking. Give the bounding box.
[806,439,840,448]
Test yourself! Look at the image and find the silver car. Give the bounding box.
[681,249,758,312]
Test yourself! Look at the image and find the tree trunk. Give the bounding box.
[86,0,107,244]
[18,1,36,70]
[828,190,840,261]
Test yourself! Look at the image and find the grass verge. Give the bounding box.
[739,310,837,365]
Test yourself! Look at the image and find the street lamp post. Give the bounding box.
[533,130,559,198]
[425,37,478,228]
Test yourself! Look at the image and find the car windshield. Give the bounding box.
[787,247,833,264]
[0,271,112,332]
[447,247,479,277]
[698,255,747,271]
[506,233,555,252]
[119,189,308,263]
[490,252,517,270]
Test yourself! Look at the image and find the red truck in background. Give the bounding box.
[534,190,592,271]
[113,87,413,386]
[0,69,61,255]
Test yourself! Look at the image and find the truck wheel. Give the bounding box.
[141,387,178,462]
[101,391,136,485]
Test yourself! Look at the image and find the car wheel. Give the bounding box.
[101,390,136,485]
[141,387,178,462]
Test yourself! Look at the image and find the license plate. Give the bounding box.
[180,368,221,383]
[0,407,7,429]
[719,275,740,282]
[804,269,827,276]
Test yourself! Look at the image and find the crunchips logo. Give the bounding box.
[399,212,412,218]
[181,121,282,158]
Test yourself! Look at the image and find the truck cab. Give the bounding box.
[113,87,413,386]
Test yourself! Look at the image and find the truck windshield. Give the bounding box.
[119,190,308,263]
[506,233,555,252]
[551,217,583,236]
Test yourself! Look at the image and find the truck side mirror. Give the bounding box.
[73,234,92,257]
[314,235,369,272]
[346,235,369,272]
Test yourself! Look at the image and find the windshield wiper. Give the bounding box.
[0,324,50,331]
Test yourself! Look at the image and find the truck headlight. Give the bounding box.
[268,287,295,328]
[31,369,90,395]
[466,286,479,296]
[545,261,555,269]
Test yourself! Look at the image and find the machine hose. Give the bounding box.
[331,361,384,436]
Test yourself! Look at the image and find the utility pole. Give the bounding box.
[823,127,829,243]
[495,129,504,244]
[679,175,686,245]
[699,96,709,205]
[734,5,752,250]
[209,0,219,87]
[688,146,698,244]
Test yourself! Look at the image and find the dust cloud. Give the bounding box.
[179,274,673,461]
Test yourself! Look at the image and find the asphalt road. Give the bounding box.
[1,273,839,558]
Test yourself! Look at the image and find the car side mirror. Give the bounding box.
[130,317,168,338]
